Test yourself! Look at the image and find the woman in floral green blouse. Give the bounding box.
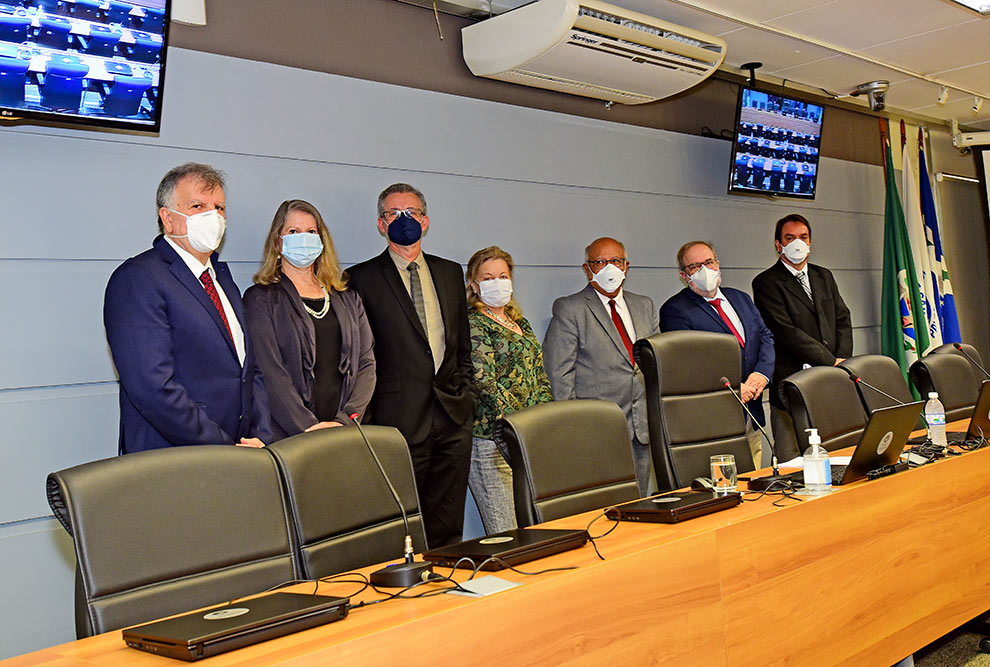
[465,246,553,534]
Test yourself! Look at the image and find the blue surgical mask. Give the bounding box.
[386,211,423,246]
[281,232,323,268]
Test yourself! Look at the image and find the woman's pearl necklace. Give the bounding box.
[303,286,330,319]
[484,306,519,332]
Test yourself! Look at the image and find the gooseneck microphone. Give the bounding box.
[953,343,990,380]
[836,365,906,406]
[719,377,790,491]
[348,413,434,588]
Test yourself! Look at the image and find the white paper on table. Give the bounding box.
[447,575,521,598]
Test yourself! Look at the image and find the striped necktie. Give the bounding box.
[796,270,813,301]
[407,261,429,334]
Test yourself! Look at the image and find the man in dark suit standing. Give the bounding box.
[104,163,271,454]
[659,241,774,467]
[542,237,660,496]
[346,184,474,547]
[751,213,852,458]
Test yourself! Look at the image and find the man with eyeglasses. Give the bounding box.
[751,213,852,459]
[345,183,474,548]
[543,237,660,496]
[659,241,774,467]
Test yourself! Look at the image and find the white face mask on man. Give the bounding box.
[689,265,720,293]
[590,263,626,293]
[167,209,226,253]
[780,238,810,264]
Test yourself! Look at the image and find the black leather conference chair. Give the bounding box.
[909,352,979,422]
[494,399,640,528]
[267,426,427,579]
[930,342,988,394]
[46,446,300,638]
[839,355,924,429]
[781,366,868,455]
[637,331,754,490]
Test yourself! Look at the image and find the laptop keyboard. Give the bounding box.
[830,464,848,485]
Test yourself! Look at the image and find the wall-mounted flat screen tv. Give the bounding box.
[728,87,824,200]
[0,0,170,132]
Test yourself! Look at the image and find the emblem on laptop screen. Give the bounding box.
[479,536,514,545]
[203,607,250,620]
[876,431,894,456]
[651,496,681,503]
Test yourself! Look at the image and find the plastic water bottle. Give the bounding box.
[802,428,832,495]
[925,392,948,447]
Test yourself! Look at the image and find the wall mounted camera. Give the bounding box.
[849,80,890,112]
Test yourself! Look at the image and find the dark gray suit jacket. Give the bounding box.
[752,260,852,407]
[542,284,660,443]
[345,250,474,445]
[243,278,376,440]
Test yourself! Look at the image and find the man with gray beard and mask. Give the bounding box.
[751,213,852,459]
[542,237,660,496]
[659,241,774,468]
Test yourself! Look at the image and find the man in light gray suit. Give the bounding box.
[543,237,660,496]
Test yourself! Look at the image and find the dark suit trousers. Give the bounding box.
[409,399,472,548]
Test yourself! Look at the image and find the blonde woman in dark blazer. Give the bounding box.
[244,200,375,440]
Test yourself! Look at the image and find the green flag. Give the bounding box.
[880,131,929,393]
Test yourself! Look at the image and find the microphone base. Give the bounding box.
[369,560,434,588]
[747,472,801,491]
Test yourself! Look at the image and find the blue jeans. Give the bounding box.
[468,437,517,534]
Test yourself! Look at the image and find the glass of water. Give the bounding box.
[710,454,737,493]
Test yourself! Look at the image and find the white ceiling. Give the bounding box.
[469,0,990,129]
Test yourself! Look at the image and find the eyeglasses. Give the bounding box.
[586,257,628,270]
[681,258,719,273]
[382,207,425,222]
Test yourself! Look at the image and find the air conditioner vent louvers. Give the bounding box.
[501,69,656,104]
[576,5,721,53]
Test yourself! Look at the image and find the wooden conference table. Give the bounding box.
[9,424,989,666]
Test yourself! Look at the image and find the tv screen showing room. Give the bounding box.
[728,87,824,200]
[0,0,169,131]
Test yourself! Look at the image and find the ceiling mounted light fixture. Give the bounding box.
[974,97,985,114]
[937,86,949,105]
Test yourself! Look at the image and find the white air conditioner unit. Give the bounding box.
[462,0,727,105]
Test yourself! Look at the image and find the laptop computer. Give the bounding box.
[604,490,741,523]
[909,380,990,444]
[421,528,588,571]
[122,592,350,661]
[966,380,990,439]
[789,401,923,486]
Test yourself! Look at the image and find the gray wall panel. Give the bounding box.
[0,262,117,389]
[0,386,118,523]
[0,519,76,656]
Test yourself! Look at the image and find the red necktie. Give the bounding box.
[708,298,745,348]
[200,270,234,343]
[608,299,635,366]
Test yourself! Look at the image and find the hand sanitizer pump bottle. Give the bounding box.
[803,428,832,495]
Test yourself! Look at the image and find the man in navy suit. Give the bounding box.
[659,241,774,467]
[104,163,271,454]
